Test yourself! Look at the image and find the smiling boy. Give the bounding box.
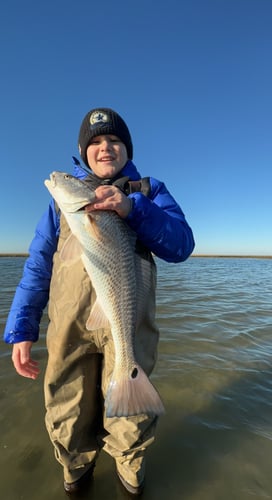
[4,107,195,496]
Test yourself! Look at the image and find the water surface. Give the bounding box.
[1,256,272,499]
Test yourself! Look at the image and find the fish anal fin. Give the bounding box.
[105,364,165,418]
[86,299,111,331]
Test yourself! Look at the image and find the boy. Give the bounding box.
[4,108,195,496]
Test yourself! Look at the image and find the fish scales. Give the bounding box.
[44,171,165,418]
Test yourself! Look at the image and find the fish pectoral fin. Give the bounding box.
[86,300,111,330]
[84,214,102,242]
[60,233,82,263]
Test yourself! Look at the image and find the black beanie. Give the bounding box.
[78,108,133,166]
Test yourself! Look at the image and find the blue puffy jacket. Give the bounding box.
[4,160,194,344]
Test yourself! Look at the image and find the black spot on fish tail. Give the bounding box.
[131,367,138,379]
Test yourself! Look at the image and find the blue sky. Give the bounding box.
[0,0,271,255]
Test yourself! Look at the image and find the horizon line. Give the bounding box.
[0,253,272,259]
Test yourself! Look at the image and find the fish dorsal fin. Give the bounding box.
[60,233,82,263]
[86,299,111,331]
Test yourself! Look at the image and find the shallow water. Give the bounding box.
[1,256,272,499]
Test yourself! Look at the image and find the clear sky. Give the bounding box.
[0,0,271,255]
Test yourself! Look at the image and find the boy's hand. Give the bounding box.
[85,185,132,219]
[12,341,40,379]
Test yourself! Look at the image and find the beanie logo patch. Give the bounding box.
[89,111,109,126]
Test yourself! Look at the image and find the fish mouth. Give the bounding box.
[44,172,56,188]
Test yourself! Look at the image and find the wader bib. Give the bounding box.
[44,211,160,486]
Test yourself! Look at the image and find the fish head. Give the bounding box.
[44,171,96,213]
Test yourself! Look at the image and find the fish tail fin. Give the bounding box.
[105,364,165,418]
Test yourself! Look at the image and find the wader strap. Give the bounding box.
[112,177,151,197]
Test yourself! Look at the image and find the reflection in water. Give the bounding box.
[1,257,272,499]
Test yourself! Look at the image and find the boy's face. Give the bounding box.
[86,134,128,179]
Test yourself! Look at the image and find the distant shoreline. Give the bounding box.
[0,253,272,259]
[0,253,29,257]
[191,255,272,259]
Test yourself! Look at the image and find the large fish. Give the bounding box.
[44,171,164,418]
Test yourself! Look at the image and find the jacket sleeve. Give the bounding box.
[126,177,195,263]
[3,200,59,344]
